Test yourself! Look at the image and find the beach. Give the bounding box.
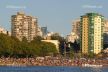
[0,57,107,67]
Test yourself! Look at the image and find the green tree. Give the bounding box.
[0,33,14,57]
[51,33,65,42]
[0,33,58,58]
[31,36,43,43]
[69,45,74,59]
[88,52,94,58]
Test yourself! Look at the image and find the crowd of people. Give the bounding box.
[0,57,107,67]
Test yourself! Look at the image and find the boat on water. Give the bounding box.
[82,64,103,68]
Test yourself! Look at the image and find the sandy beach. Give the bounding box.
[0,57,107,67]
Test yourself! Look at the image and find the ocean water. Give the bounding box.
[0,66,107,72]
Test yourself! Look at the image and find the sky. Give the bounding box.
[0,0,108,36]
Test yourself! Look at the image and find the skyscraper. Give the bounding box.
[103,20,108,45]
[11,12,38,42]
[72,19,80,38]
[41,27,48,37]
[37,26,42,37]
[80,13,104,54]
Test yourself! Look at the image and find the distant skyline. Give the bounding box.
[0,0,108,36]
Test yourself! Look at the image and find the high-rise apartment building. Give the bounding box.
[72,19,80,38]
[41,27,48,37]
[37,26,42,37]
[80,13,104,54]
[103,20,108,44]
[11,12,38,42]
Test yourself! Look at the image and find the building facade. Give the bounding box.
[66,32,78,43]
[11,12,38,42]
[0,26,11,36]
[103,20,108,44]
[72,19,80,38]
[80,13,104,54]
[41,40,59,52]
[37,26,42,37]
[41,27,48,38]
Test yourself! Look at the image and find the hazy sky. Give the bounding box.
[0,0,108,36]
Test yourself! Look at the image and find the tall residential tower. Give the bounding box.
[11,12,38,42]
[80,13,104,54]
[103,20,108,45]
[72,19,80,38]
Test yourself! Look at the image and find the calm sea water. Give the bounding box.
[0,66,107,72]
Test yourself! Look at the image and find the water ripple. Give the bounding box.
[0,66,107,72]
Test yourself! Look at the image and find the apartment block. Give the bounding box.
[72,19,80,38]
[103,20,108,44]
[80,13,104,54]
[11,12,38,42]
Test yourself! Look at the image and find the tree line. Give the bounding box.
[0,33,57,58]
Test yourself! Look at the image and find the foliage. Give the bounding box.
[88,52,95,58]
[51,33,65,42]
[0,33,57,58]
[69,46,74,59]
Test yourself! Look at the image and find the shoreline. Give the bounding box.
[0,57,107,67]
[0,63,107,67]
[0,64,107,68]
